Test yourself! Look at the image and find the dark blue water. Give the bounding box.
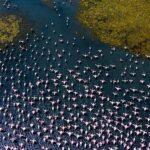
[0,0,150,149]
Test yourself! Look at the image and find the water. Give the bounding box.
[0,0,150,149]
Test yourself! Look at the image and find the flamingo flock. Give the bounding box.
[0,0,150,149]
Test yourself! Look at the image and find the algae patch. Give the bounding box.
[0,15,21,45]
[78,0,150,56]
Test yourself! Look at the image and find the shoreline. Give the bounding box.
[78,0,150,57]
[0,14,32,50]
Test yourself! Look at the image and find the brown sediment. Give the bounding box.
[42,0,52,8]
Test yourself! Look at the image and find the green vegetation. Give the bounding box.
[78,0,150,56]
[0,15,21,45]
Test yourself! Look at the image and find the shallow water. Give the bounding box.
[0,0,150,149]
